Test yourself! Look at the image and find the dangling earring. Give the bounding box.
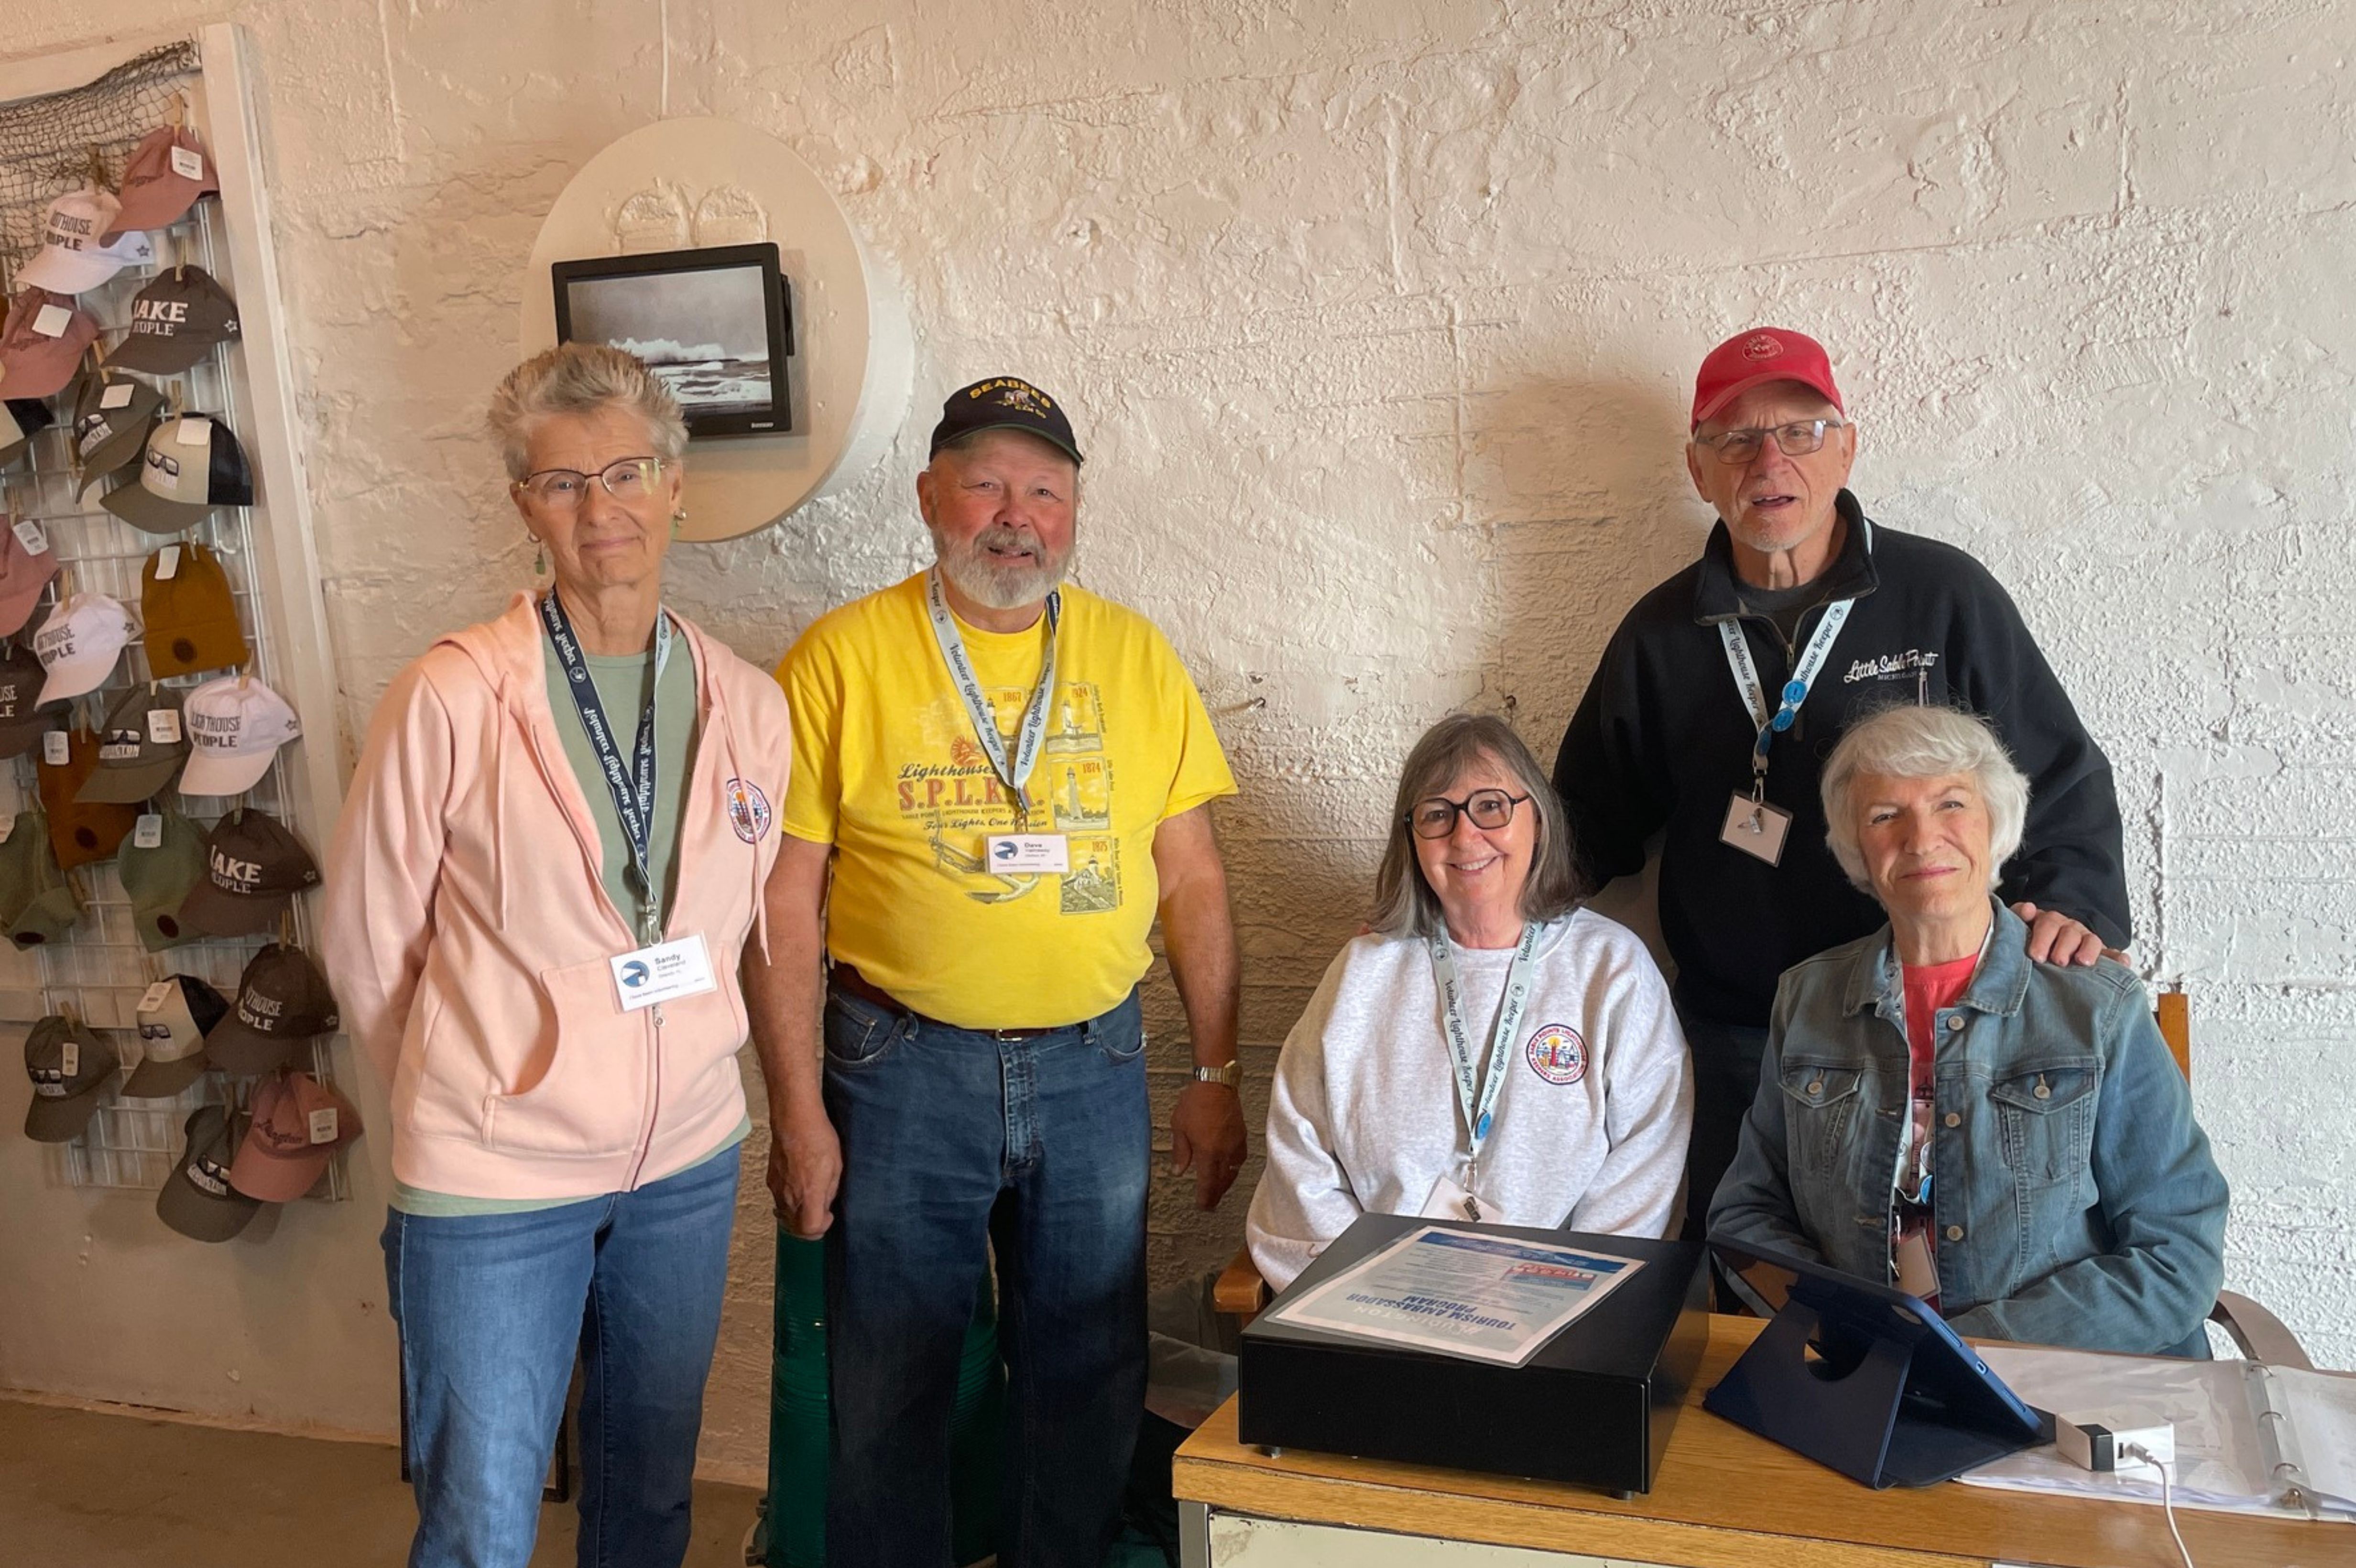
[528,534,545,576]
[671,507,687,539]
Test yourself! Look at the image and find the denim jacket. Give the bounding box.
[1709,901,2228,1354]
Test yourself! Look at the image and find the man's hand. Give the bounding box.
[2010,901,2119,967]
[1171,1080,1247,1211]
[767,1102,842,1240]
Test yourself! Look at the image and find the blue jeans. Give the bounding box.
[383,1143,741,1568]
[822,984,1149,1568]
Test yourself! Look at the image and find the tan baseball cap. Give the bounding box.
[100,414,253,534]
[228,1070,359,1202]
[142,542,248,679]
[122,974,229,1099]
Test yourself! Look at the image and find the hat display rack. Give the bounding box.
[0,32,351,1210]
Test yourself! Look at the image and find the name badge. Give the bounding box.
[984,833,1069,874]
[609,932,719,1013]
[1720,792,1792,866]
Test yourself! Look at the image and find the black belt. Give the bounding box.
[829,963,1064,1041]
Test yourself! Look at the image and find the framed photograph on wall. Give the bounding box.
[551,242,794,439]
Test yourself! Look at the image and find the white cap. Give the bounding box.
[178,675,300,797]
[31,593,138,705]
[17,189,154,294]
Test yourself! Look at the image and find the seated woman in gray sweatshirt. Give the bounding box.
[1246,714,1694,1291]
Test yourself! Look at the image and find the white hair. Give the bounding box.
[1820,705,2029,894]
[485,342,687,481]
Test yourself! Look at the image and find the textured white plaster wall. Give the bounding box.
[0,0,2348,1485]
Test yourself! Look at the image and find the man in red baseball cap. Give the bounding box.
[1550,326,2131,1277]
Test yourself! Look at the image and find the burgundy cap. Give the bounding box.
[1691,327,1844,429]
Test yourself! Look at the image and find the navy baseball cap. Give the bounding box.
[928,377,1083,466]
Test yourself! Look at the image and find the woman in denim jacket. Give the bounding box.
[1709,706,2227,1356]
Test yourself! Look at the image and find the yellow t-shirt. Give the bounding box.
[778,573,1237,1030]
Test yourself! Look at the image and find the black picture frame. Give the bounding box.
[551,242,795,440]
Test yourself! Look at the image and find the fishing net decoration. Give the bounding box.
[0,40,199,283]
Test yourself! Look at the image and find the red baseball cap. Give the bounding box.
[1691,327,1844,429]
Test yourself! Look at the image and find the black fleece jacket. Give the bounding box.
[1552,491,2130,1031]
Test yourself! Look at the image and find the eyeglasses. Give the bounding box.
[514,456,668,509]
[1691,418,1847,466]
[1407,789,1531,839]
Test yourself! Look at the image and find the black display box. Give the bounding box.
[1238,1214,1709,1495]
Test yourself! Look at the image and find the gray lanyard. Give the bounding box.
[924,567,1061,819]
[1429,920,1541,1190]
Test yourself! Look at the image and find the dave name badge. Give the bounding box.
[1720,791,1792,866]
[609,932,719,1013]
[985,833,1069,874]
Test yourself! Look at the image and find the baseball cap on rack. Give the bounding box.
[0,398,56,468]
[180,676,297,797]
[32,592,139,705]
[77,685,189,805]
[122,974,229,1099]
[229,1070,358,1203]
[157,1104,260,1241]
[110,268,240,376]
[37,728,139,871]
[0,287,100,400]
[0,810,81,948]
[0,520,61,639]
[71,375,164,496]
[177,808,320,937]
[142,542,248,678]
[118,807,206,951]
[208,942,338,1075]
[17,188,155,295]
[929,376,1084,466]
[101,414,252,534]
[0,647,65,758]
[23,1014,114,1143]
[110,125,220,233]
[1691,328,1846,430]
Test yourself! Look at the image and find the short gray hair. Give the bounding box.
[1821,705,2029,895]
[1371,713,1579,939]
[485,342,688,482]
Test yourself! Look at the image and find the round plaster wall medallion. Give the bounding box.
[520,118,912,542]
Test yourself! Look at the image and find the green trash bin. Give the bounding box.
[765,1237,1004,1567]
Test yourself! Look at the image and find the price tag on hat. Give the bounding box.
[155,545,181,580]
[31,303,71,339]
[133,812,164,849]
[42,731,70,766]
[138,979,175,1013]
[171,146,205,181]
[307,1106,339,1144]
[0,815,15,845]
[100,381,135,410]
[12,520,48,555]
[175,416,212,446]
[60,1039,79,1076]
[147,708,182,745]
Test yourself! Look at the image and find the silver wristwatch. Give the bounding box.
[1190,1059,1241,1089]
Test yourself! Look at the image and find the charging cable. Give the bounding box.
[2120,1443,2196,1568]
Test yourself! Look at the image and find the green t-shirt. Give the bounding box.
[391,616,744,1218]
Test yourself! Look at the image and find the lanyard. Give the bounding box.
[1719,598,1854,800]
[540,588,673,945]
[924,567,1061,819]
[1429,920,1542,1185]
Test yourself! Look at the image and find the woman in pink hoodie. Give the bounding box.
[322,343,793,1568]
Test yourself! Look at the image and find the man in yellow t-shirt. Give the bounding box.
[747,377,1247,1568]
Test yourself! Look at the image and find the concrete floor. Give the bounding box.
[0,1395,763,1566]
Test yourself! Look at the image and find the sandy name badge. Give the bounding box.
[609,932,719,1013]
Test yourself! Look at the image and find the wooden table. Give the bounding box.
[1173,1314,2344,1568]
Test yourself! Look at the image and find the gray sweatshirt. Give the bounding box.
[1246,910,1693,1290]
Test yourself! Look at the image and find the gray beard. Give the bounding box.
[931,527,1072,610]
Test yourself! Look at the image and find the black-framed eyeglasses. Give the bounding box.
[1691,418,1846,466]
[1407,789,1531,839]
[514,456,668,508]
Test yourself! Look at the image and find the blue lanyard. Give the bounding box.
[540,589,672,944]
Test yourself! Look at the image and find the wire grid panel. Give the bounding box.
[1,44,345,1201]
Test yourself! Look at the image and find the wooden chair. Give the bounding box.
[1216,990,2312,1368]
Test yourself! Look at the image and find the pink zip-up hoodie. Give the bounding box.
[321,593,790,1200]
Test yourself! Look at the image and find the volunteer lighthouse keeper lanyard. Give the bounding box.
[924,566,1062,820]
[1428,919,1542,1200]
[1719,597,1855,806]
[540,588,674,946]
